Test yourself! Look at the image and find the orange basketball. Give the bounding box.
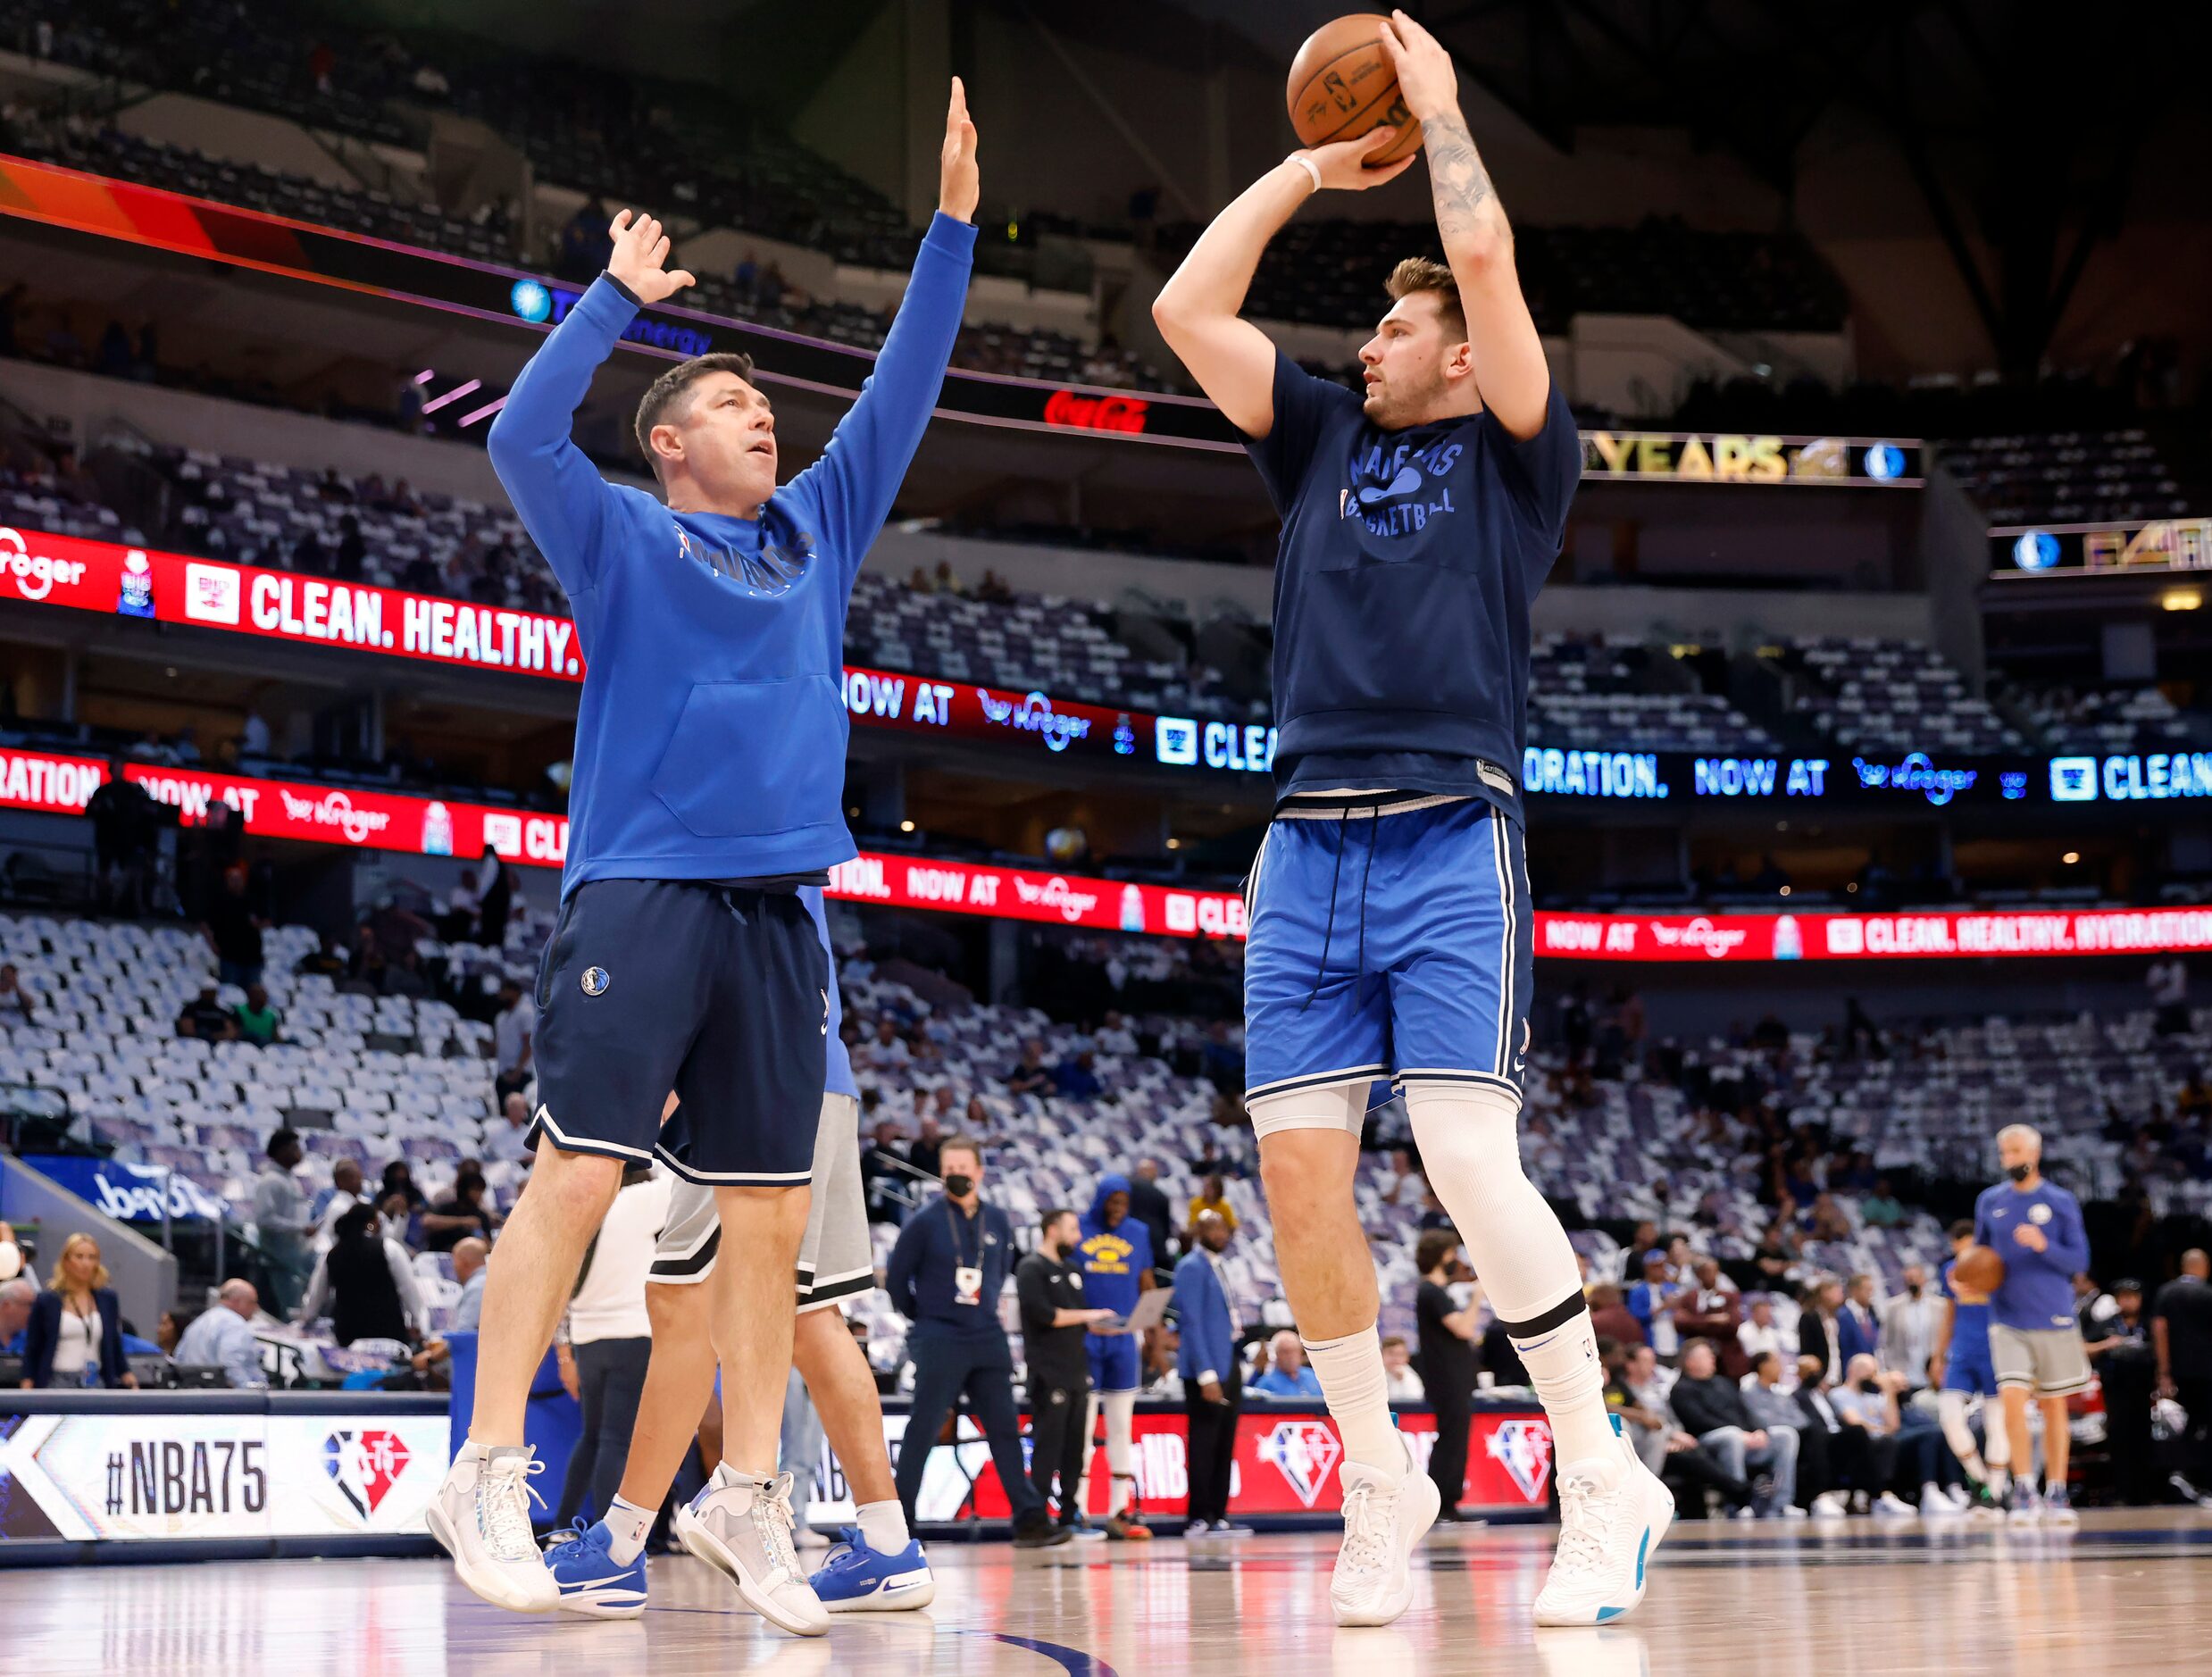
[1286,14,1422,166]
[1951,1243,2004,1294]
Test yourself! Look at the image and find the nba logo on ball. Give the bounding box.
[580,966,610,996]
[1262,1421,1341,1507]
[1486,1419,1554,1502]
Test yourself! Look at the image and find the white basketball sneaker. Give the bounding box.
[675,1466,831,1638]
[1329,1456,1441,1627]
[1532,1419,1674,1627]
[427,1441,559,1614]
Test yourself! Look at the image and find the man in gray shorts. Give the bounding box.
[1975,1122,2091,1526]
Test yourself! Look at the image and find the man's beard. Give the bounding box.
[1362,366,1446,430]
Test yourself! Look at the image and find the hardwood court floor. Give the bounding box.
[10,1509,2212,1677]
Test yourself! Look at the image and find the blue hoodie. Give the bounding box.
[488,213,977,896]
[1077,1172,1153,1320]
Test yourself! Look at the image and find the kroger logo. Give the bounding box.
[1849,752,1977,807]
[977,689,1092,753]
[0,528,88,602]
[1261,1420,1342,1508]
[277,788,393,845]
[1011,875,1099,924]
[1648,916,1749,959]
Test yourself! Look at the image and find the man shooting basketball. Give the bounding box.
[430,79,980,1631]
[1152,11,1666,1629]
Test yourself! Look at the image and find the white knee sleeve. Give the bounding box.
[1105,1389,1137,1512]
[1403,1082,1580,1322]
[1246,1080,1367,1140]
[1937,1390,1982,1473]
[1981,1396,2009,1467]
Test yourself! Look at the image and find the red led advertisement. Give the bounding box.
[8,743,2211,956]
[897,1406,1553,1526]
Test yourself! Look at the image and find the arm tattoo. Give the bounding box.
[1421,111,1497,239]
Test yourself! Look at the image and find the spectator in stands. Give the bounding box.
[422,1164,500,1252]
[0,963,32,1024]
[1251,1331,1322,1400]
[177,984,238,1041]
[1616,1343,1753,1516]
[233,983,283,1046]
[2148,955,2190,1037]
[1053,1049,1102,1099]
[1674,1259,1742,1367]
[1740,1350,1842,1516]
[1825,1355,1922,1514]
[899,1115,943,1185]
[441,871,480,942]
[253,1131,313,1315]
[863,1121,912,1224]
[1188,1173,1238,1235]
[301,1203,422,1347]
[1736,1296,1796,1365]
[1588,1282,1644,1347]
[1627,1250,1682,1357]
[86,761,159,915]
[171,1280,268,1389]
[862,1017,912,1072]
[451,1236,489,1332]
[554,1166,669,1529]
[1839,1273,1882,1365]
[1881,1265,1942,1392]
[314,1160,367,1252]
[201,868,269,989]
[476,845,514,947]
[482,1094,535,1164]
[21,1233,134,1389]
[1125,1158,1176,1270]
[1799,1277,1844,1385]
[239,705,272,758]
[0,1276,36,1356]
[1807,1194,1853,1242]
[1669,1338,1798,1517]
[1005,1039,1055,1097]
[297,934,346,979]
[1381,1335,1423,1401]
[492,980,536,1109]
[1860,1177,1906,1229]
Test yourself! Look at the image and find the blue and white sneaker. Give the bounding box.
[2007,1478,2042,1526]
[808,1526,935,1613]
[2041,1482,2079,1527]
[544,1518,647,1619]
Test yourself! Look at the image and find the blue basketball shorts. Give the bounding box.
[1244,797,1533,1110]
[1941,1325,1998,1397]
[527,879,828,1186]
[1087,1331,1141,1394]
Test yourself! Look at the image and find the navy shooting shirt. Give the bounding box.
[1243,352,1582,820]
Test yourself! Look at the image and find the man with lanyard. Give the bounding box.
[883,1139,1068,1547]
[1073,1172,1156,1539]
[1154,10,1661,1629]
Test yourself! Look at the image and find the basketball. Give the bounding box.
[1952,1242,2005,1294]
[1286,14,1422,165]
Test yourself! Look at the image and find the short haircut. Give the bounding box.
[939,1134,983,1168]
[266,1128,298,1159]
[1949,1218,1976,1241]
[1381,1334,1406,1351]
[1754,1350,1780,1375]
[1415,1228,1460,1274]
[633,352,757,477]
[1385,256,1467,341]
[1997,1122,2041,1152]
[1682,1336,1718,1364]
[1040,1206,1075,1239]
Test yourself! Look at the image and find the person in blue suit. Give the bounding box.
[1174,1211,1248,1533]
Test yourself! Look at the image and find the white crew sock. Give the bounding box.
[1303,1329,1406,1476]
[1405,1082,1617,1466]
[1105,1389,1138,1514]
[603,1495,655,1565]
[857,1498,910,1554]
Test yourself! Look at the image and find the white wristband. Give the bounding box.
[1286,153,1323,195]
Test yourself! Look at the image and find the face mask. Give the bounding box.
[943,1173,975,1198]
[2007,1163,2033,1183]
[1907,1283,1922,1297]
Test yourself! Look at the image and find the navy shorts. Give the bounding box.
[527,879,828,1187]
[1087,1332,1140,1394]
[1245,797,1533,1107]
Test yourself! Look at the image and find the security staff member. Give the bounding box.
[885,1137,1068,1546]
[1018,1207,1114,1527]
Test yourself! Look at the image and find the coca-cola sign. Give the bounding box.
[1042,389,1150,434]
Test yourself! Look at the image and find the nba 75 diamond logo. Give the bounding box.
[1261,1421,1342,1508]
[322,1429,412,1518]
[1485,1418,1554,1502]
